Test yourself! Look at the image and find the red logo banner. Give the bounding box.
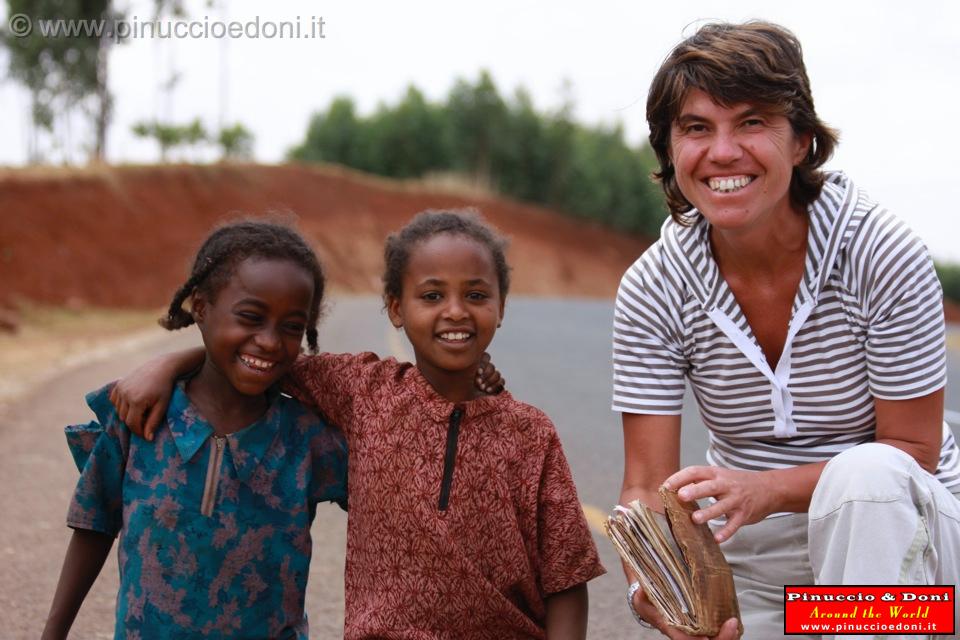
[784,586,955,635]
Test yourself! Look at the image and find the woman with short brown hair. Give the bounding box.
[615,20,960,639]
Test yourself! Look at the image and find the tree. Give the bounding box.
[4,0,116,162]
[132,118,208,162]
[288,97,361,166]
[217,123,254,161]
[936,262,960,304]
[287,73,668,238]
[367,86,451,178]
[555,123,666,235]
[496,88,576,204]
[445,71,508,186]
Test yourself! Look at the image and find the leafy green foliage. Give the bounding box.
[445,71,508,184]
[935,262,960,304]
[289,72,666,236]
[132,118,208,161]
[217,123,255,161]
[4,0,114,160]
[289,97,362,166]
[132,119,256,162]
[369,86,452,178]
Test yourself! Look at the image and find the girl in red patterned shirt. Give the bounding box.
[114,210,605,639]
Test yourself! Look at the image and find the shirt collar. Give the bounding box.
[662,170,864,313]
[801,171,867,303]
[399,361,507,423]
[166,380,283,482]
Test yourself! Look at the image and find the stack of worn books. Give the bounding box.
[605,487,743,637]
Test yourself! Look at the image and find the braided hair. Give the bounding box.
[160,220,326,353]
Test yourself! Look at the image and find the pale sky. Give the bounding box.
[2,0,959,261]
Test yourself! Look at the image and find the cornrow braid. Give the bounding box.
[160,257,218,331]
[159,220,326,354]
[305,325,319,354]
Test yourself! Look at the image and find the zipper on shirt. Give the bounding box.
[438,407,464,512]
[201,436,226,517]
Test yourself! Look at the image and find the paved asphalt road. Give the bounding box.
[1,296,957,638]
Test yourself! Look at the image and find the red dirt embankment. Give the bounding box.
[3,163,957,323]
[0,163,651,310]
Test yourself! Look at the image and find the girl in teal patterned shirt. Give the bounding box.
[42,221,348,639]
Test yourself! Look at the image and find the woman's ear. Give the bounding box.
[794,131,813,165]
[386,295,403,329]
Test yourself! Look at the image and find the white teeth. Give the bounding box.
[708,176,753,193]
[239,355,276,371]
[439,332,470,341]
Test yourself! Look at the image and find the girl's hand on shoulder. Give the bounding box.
[663,466,776,543]
[631,585,740,639]
[475,352,504,394]
[109,359,177,441]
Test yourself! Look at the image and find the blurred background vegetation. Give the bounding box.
[287,72,667,238]
[937,264,960,306]
[3,0,958,303]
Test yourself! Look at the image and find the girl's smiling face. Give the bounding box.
[387,233,505,402]
[194,257,314,398]
[670,88,811,232]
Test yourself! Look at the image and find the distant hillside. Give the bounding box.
[0,163,651,309]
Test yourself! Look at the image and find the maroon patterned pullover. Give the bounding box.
[287,352,604,639]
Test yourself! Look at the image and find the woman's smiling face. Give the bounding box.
[669,88,811,232]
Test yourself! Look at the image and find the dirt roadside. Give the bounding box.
[0,307,163,408]
[0,163,652,310]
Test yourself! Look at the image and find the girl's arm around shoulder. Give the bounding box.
[284,351,401,435]
[110,347,204,440]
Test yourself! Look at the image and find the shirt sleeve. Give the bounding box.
[304,410,349,511]
[65,384,129,537]
[861,211,947,400]
[612,246,688,415]
[536,422,606,595]
[284,352,396,438]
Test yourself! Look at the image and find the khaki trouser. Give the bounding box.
[719,443,960,640]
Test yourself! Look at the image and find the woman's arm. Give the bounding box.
[544,583,588,640]
[666,388,945,543]
[874,389,944,472]
[42,529,115,640]
[109,347,204,440]
[618,414,679,632]
[620,413,682,511]
[621,413,740,640]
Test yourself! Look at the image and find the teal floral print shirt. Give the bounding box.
[65,381,348,639]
